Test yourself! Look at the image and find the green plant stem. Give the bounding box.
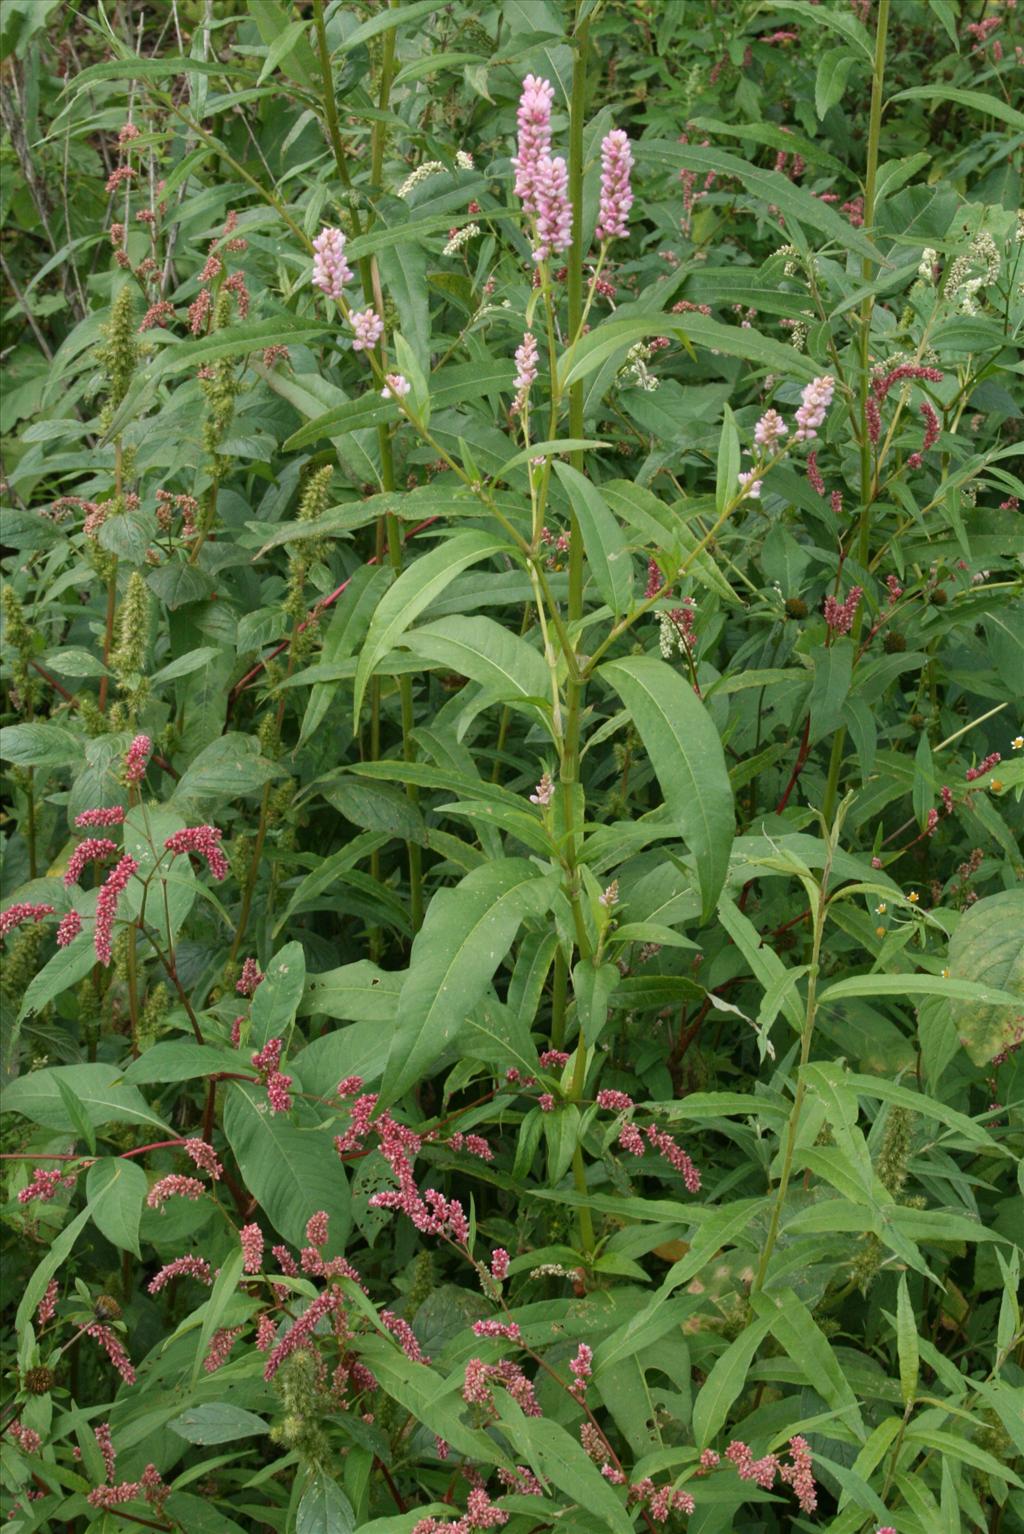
[822,0,890,823]
[750,825,839,1295]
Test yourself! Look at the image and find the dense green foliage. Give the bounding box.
[1,2,1022,1532]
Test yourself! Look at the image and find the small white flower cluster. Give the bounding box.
[443,223,479,257]
[397,160,446,198]
[620,341,659,392]
[944,231,1001,316]
[455,149,474,170]
[918,246,938,281]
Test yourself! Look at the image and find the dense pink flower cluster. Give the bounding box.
[164,825,229,880]
[463,1356,541,1416]
[490,1248,510,1281]
[95,1422,116,1483]
[645,1124,701,1192]
[532,154,572,262]
[824,585,863,636]
[56,909,83,946]
[252,1037,293,1113]
[447,1131,493,1160]
[9,1422,42,1455]
[123,734,151,784]
[306,1211,329,1248]
[529,771,555,806]
[85,1323,136,1383]
[920,399,940,451]
[965,751,1000,782]
[512,331,538,414]
[312,227,352,298]
[336,1074,364,1096]
[778,1435,817,1512]
[596,129,634,241]
[512,74,554,212]
[350,307,384,351]
[240,1223,264,1273]
[147,1255,213,1294]
[264,1289,344,1381]
[184,1138,222,1180]
[76,806,125,829]
[237,956,264,996]
[64,837,118,887]
[18,1167,75,1204]
[146,1174,205,1210]
[381,372,411,399]
[872,364,944,402]
[806,450,825,495]
[94,854,138,965]
[720,1437,817,1512]
[596,1089,633,1111]
[381,1309,427,1362]
[793,374,835,442]
[37,1279,59,1326]
[539,1049,569,1068]
[569,1341,592,1399]
[472,1319,521,1341]
[204,1326,243,1372]
[1,902,54,939]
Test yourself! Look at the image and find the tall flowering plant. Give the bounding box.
[1,3,1021,1531]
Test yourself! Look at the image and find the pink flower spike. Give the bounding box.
[64,838,118,888]
[75,807,125,828]
[512,74,554,214]
[147,1255,212,1294]
[1,902,55,940]
[123,734,151,785]
[184,1138,223,1180]
[94,855,138,966]
[532,155,572,262]
[381,373,411,400]
[596,129,634,241]
[237,957,264,997]
[793,374,835,443]
[312,227,352,299]
[306,1211,329,1248]
[490,1248,510,1281]
[56,910,83,947]
[350,307,384,351]
[512,331,539,413]
[146,1174,205,1210]
[240,1223,264,1274]
[163,825,228,880]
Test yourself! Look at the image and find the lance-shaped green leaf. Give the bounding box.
[553,462,632,616]
[86,1158,147,1258]
[406,615,550,708]
[601,656,734,920]
[222,1083,351,1250]
[353,530,513,724]
[379,860,560,1105]
[492,1400,634,1534]
[895,1273,919,1406]
[692,1314,773,1449]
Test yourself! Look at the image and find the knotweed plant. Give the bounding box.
[0,3,1021,1532]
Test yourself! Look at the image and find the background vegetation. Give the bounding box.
[1,1,1022,1531]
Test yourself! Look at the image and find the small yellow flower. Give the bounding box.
[1012,736,1023,750]
[942,968,950,979]
[990,778,1003,792]
[908,890,920,904]
[875,903,887,915]
[875,926,886,938]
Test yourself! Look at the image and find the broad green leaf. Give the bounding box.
[379,860,559,1105]
[300,961,403,1022]
[169,1404,269,1446]
[86,1158,147,1258]
[353,531,513,723]
[891,85,1024,134]
[946,890,1024,1065]
[122,1042,244,1084]
[407,615,550,706]
[561,312,818,389]
[296,1472,355,1534]
[0,721,82,768]
[3,1063,170,1132]
[815,47,860,119]
[249,940,306,1049]
[222,1082,351,1250]
[692,1315,773,1449]
[553,462,632,616]
[601,656,734,920]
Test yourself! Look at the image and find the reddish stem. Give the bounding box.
[775,716,812,814]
